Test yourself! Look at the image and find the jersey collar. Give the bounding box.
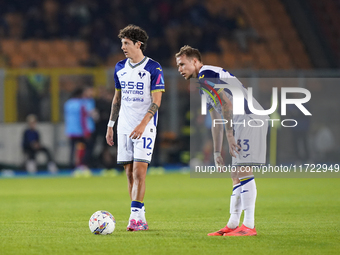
[128,56,147,69]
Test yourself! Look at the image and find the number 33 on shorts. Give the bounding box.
[237,139,250,152]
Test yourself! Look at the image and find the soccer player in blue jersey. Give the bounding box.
[106,25,165,231]
[176,45,268,236]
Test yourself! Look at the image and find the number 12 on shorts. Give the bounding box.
[142,137,153,149]
[237,139,250,151]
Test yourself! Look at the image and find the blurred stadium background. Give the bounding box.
[0,0,339,172]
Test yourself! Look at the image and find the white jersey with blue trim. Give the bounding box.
[114,57,165,135]
[198,65,268,122]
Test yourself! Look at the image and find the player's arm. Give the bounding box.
[106,89,121,146]
[129,91,162,139]
[210,109,224,167]
[218,91,241,157]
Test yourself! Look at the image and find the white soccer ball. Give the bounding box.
[89,210,116,235]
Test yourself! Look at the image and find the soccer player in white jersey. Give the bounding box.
[176,45,268,236]
[106,25,165,231]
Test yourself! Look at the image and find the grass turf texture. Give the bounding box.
[0,173,339,255]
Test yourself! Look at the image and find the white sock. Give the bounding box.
[140,206,146,223]
[227,183,242,229]
[129,207,141,221]
[240,176,257,229]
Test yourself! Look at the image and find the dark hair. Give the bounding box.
[118,24,149,52]
[175,45,202,63]
[69,87,84,99]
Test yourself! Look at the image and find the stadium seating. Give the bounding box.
[0,40,89,68]
[0,0,314,69]
[308,0,340,65]
[180,0,311,69]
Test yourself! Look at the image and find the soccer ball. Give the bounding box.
[89,210,116,235]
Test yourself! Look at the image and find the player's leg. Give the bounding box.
[207,165,241,236]
[238,167,256,229]
[227,175,242,228]
[127,161,147,218]
[127,162,148,231]
[124,163,134,200]
[129,131,156,231]
[128,161,148,230]
[208,180,241,235]
[131,161,148,201]
[226,132,243,229]
[125,161,147,231]
[225,118,267,236]
[116,134,136,231]
[224,167,257,236]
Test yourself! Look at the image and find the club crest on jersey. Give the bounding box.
[138,71,146,79]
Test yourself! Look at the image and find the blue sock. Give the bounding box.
[131,201,143,209]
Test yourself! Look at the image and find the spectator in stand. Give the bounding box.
[22,114,58,174]
[0,0,260,66]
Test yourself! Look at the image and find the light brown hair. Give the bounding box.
[175,45,202,62]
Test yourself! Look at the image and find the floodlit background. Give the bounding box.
[0,0,339,172]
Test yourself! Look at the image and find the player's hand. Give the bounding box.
[226,134,241,158]
[106,127,114,146]
[129,123,146,139]
[214,152,224,171]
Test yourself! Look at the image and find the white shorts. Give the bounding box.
[117,129,156,165]
[232,115,268,166]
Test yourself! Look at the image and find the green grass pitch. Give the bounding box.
[0,173,339,255]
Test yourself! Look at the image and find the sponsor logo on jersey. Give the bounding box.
[156,67,162,71]
[198,81,222,107]
[199,74,205,79]
[121,72,127,76]
[243,154,250,158]
[122,96,144,102]
[156,74,164,85]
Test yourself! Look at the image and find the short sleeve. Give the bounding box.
[150,64,165,93]
[114,71,121,90]
[114,59,127,90]
[197,69,220,88]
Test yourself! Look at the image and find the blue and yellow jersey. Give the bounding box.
[198,65,267,121]
[114,57,165,134]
